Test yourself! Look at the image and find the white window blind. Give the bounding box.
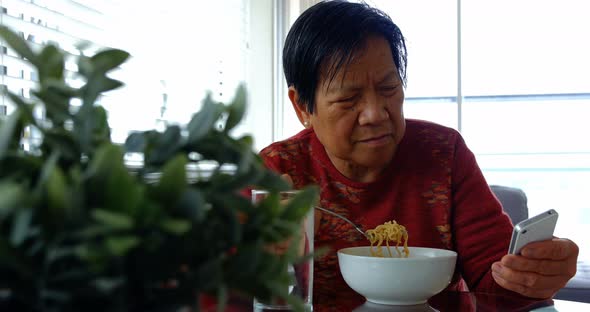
[0,0,272,149]
[98,0,251,143]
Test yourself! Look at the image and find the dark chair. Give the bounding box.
[490,185,590,303]
[490,184,529,224]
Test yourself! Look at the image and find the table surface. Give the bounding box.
[199,290,590,312]
[344,291,589,312]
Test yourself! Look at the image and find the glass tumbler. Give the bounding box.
[251,189,314,312]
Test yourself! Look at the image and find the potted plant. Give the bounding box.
[0,26,318,311]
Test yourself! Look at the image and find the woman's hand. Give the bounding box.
[491,238,579,298]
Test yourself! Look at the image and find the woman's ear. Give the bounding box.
[288,86,312,129]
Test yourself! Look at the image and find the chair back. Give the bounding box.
[490,185,529,224]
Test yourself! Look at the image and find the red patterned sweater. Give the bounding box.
[259,119,519,311]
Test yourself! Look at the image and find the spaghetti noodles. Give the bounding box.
[366,220,409,258]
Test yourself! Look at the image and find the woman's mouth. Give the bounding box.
[358,134,393,146]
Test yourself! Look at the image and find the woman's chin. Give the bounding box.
[357,146,396,167]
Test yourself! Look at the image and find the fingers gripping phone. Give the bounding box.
[508,209,558,255]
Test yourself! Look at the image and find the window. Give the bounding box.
[280,0,589,261]
[96,0,253,142]
[459,0,590,260]
[1,0,275,151]
[379,0,589,260]
[371,0,459,129]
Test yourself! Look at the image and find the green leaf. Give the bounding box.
[225,242,261,280]
[42,129,80,162]
[45,79,79,98]
[0,111,21,160]
[86,143,122,181]
[156,154,187,203]
[90,49,130,72]
[255,170,291,192]
[34,80,78,126]
[75,244,109,271]
[134,200,162,227]
[237,134,254,149]
[104,161,142,216]
[33,151,60,196]
[91,106,111,145]
[92,277,125,294]
[187,93,224,143]
[46,165,68,218]
[47,246,79,262]
[0,26,38,65]
[262,221,298,243]
[81,76,124,107]
[146,125,183,165]
[92,209,134,229]
[0,182,24,219]
[105,235,140,256]
[78,55,93,77]
[74,225,108,240]
[6,92,36,126]
[215,193,253,216]
[280,186,319,222]
[159,218,191,235]
[73,104,96,153]
[34,90,71,126]
[225,84,247,132]
[256,192,282,219]
[211,171,257,194]
[124,132,146,153]
[86,144,143,216]
[0,154,42,179]
[38,44,65,81]
[175,188,207,222]
[235,145,254,176]
[257,255,288,286]
[10,208,33,246]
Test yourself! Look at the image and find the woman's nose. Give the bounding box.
[358,94,389,125]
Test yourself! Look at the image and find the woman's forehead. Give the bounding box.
[318,36,396,92]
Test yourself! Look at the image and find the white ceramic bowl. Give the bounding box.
[337,246,457,305]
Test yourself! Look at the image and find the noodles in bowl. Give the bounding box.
[366,220,409,258]
[337,246,457,305]
[337,220,457,305]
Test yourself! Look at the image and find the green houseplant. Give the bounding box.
[0,26,318,311]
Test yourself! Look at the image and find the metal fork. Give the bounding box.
[314,206,369,239]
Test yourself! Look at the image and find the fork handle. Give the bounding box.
[314,206,368,239]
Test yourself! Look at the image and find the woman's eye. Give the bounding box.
[337,95,357,103]
[381,86,398,95]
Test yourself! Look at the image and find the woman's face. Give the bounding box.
[290,36,405,182]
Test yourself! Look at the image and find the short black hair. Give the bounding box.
[283,0,407,114]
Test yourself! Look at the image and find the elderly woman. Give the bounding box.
[259,0,578,310]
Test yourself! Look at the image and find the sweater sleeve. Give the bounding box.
[451,134,515,293]
[259,146,284,173]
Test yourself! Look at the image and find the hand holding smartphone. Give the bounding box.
[508,209,558,255]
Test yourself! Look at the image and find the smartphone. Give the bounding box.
[508,209,558,255]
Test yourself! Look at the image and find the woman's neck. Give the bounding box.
[327,153,390,183]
